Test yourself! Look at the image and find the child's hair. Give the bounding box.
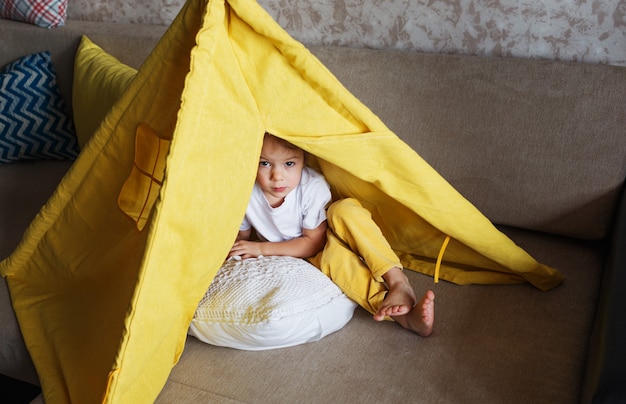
[264,132,302,152]
[264,132,309,165]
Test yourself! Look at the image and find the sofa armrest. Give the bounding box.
[582,183,626,403]
[0,277,39,385]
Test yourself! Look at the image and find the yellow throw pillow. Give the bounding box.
[72,36,137,149]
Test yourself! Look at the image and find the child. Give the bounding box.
[229,133,435,337]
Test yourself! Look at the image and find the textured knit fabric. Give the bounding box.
[189,256,356,350]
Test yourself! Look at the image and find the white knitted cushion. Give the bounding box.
[189,255,357,350]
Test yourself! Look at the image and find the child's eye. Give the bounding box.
[259,161,270,167]
[285,161,296,167]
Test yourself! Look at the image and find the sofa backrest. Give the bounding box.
[2,18,625,241]
[0,19,165,114]
[311,46,626,240]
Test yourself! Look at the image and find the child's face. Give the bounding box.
[257,136,305,208]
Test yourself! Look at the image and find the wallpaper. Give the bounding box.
[67,0,626,66]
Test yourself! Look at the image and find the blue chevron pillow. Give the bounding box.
[0,51,78,163]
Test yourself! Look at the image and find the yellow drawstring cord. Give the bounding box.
[434,235,451,283]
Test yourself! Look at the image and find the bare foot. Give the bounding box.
[374,267,435,337]
[393,290,435,337]
[373,267,417,321]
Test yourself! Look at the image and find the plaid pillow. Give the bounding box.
[0,0,67,28]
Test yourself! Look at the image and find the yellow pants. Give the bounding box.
[309,198,402,315]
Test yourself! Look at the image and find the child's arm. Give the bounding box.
[229,221,327,259]
[235,229,252,241]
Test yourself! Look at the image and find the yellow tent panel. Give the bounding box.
[0,0,563,402]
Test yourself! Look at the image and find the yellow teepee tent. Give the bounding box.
[0,0,564,402]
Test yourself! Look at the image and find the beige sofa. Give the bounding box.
[1,17,625,403]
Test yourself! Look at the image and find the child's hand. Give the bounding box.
[229,223,326,259]
[229,240,263,259]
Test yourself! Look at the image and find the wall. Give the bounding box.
[68,0,626,66]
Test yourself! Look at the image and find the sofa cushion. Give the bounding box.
[163,227,605,403]
[0,159,72,258]
[189,256,357,350]
[0,0,67,28]
[72,36,137,148]
[0,51,78,164]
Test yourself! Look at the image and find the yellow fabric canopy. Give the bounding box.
[0,0,564,402]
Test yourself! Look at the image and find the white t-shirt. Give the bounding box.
[241,167,331,242]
